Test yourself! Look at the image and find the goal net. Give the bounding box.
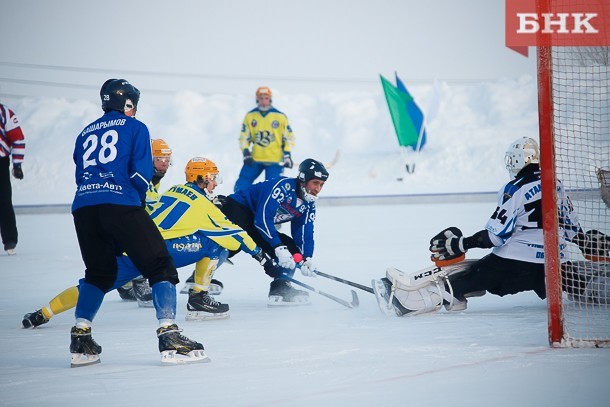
[538,24,610,347]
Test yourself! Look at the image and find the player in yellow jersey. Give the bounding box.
[22,156,273,327]
[234,86,295,192]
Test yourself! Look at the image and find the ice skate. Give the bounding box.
[132,277,153,308]
[70,326,102,368]
[185,290,229,320]
[22,309,50,328]
[157,324,210,364]
[117,282,136,301]
[267,279,310,306]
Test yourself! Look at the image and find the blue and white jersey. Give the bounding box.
[485,165,579,263]
[229,177,316,257]
[72,111,153,211]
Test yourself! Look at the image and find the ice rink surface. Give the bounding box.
[2,204,609,407]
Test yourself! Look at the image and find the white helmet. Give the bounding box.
[504,137,540,178]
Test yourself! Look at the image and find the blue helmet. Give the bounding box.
[100,79,140,113]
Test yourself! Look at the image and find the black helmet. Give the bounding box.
[297,158,329,183]
[100,79,140,113]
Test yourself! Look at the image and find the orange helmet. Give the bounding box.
[256,86,272,101]
[185,157,220,183]
[151,139,172,159]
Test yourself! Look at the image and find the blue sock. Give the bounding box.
[152,281,176,321]
[75,282,105,321]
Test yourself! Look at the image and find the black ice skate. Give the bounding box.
[186,290,229,320]
[132,277,153,308]
[22,309,50,329]
[157,324,209,364]
[117,283,136,301]
[268,279,310,306]
[70,326,102,368]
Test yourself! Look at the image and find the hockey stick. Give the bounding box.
[282,276,359,308]
[314,270,375,294]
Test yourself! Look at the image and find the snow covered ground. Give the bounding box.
[2,204,609,407]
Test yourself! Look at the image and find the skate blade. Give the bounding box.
[137,300,154,308]
[185,311,230,321]
[207,283,223,296]
[267,295,311,307]
[371,279,395,316]
[70,353,101,368]
[160,350,211,365]
[180,283,222,296]
[179,283,194,294]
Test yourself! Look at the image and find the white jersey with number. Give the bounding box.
[485,166,579,263]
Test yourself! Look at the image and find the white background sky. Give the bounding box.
[1,0,535,99]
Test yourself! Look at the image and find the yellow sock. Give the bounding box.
[193,258,218,293]
[47,286,80,316]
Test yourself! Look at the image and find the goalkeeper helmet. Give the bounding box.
[504,137,540,178]
[100,79,140,114]
[185,157,221,184]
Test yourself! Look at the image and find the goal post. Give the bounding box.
[537,0,610,347]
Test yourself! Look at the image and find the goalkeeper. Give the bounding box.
[374,137,610,316]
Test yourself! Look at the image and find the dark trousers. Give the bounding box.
[221,197,298,258]
[0,156,17,246]
[73,204,178,292]
[450,253,547,300]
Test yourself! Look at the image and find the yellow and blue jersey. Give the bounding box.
[149,182,258,255]
[144,179,162,214]
[239,107,295,163]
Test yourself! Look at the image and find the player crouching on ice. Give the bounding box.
[219,158,329,306]
[373,137,610,316]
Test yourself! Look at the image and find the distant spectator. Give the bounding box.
[0,102,25,255]
[234,86,295,192]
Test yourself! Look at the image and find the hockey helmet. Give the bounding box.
[152,139,172,159]
[100,79,140,114]
[256,86,272,102]
[504,137,540,178]
[297,158,329,184]
[185,157,221,184]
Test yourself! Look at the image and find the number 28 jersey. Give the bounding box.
[485,165,579,263]
[72,111,153,211]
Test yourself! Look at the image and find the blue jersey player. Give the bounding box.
[69,79,205,366]
[221,158,329,305]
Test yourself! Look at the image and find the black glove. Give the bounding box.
[243,149,254,166]
[12,164,23,180]
[575,229,610,259]
[429,227,466,261]
[212,194,228,208]
[282,152,293,169]
[253,248,273,267]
